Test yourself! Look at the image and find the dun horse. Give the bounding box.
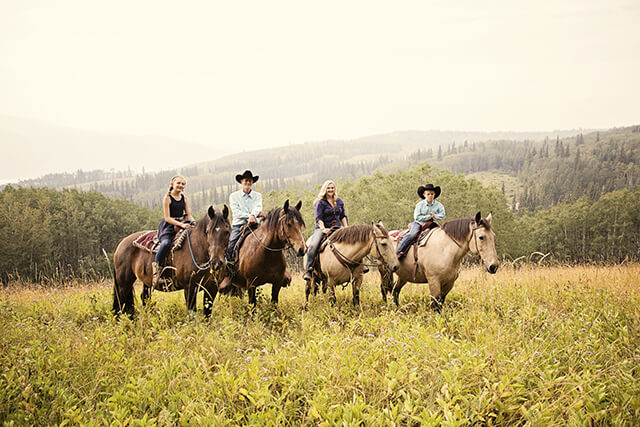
[380,212,499,311]
[222,200,307,305]
[112,205,231,317]
[306,222,400,306]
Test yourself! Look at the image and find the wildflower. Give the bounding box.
[507,309,514,313]
[261,377,268,381]
[367,334,375,338]
[245,356,252,363]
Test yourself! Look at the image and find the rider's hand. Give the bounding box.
[322,228,330,234]
[248,215,256,225]
[430,212,435,218]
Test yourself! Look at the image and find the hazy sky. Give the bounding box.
[2,0,638,156]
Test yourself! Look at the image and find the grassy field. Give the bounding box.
[1,265,639,425]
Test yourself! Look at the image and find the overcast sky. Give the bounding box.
[2,0,638,157]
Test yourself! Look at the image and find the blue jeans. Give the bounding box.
[396,222,422,255]
[305,228,325,272]
[155,237,173,264]
[226,225,244,260]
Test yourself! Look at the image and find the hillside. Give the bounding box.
[9,128,584,212]
[431,125,640,209]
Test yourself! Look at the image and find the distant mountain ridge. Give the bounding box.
[1,115,211,182]
[7,124,589,211]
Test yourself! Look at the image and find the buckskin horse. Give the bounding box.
[380,212,499,311]
[305,222,400,306]
[220,200,307,305]
[112,205,231,317]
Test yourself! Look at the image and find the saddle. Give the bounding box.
[132,229,188,254]
[230,223,258,264]
[392,220,439,281]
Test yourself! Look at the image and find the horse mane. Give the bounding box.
[330,225,374,244]
[442,217,491,242]
[262,206,306,230]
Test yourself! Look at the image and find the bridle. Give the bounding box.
[447,223,486,260]
[248,214,301,252]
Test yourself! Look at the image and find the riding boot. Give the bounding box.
[218,261,235,292]
[152,261,160,288]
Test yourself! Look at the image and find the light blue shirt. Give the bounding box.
[414,199,446,225]
[229,189,263,226]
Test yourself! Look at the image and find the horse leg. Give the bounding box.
[379,267,392,303]
[428,280,444,313]
[112,266,136,318]
[305,277,313,304]
[352,274,363,307]
[202,282,217,318]
[392,278,408,307]
[184,284,198,312]
[327,278,337,306]
[248,287,257,306]
[141,285,151,307]
[271,283,282,304]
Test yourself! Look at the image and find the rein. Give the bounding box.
[328,230,388,271]
[185,228,212,271]
[446,225,483,260]
[248,216,293,252]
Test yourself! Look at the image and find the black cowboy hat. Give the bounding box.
[235,170,259,184]
[417,183,441,199]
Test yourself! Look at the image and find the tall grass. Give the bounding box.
[1,265,639,425]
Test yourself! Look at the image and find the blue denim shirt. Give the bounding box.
[229,190,262,226]
[414,199,446,225]
[314,198,347,229]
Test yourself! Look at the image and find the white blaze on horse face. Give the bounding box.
[473,224,499,272]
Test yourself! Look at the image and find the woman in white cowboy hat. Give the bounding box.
[396,183,446,259]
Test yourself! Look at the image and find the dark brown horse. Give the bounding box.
[112,205,231,317]
[222,200,307,305]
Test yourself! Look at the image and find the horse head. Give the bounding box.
[469,212,499,274]
[372,221,400,273]
[280,200,307,257]
[205,205,231,272]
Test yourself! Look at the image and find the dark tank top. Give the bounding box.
[169,194,186,219]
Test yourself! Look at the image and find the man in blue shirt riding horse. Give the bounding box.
[396,183,446,259]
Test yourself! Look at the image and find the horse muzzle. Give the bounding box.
[488,264,499,274]
[297,247,306,257]
[391,265,399,272]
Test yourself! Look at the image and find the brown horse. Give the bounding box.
[112,205,231,317]
[223,200,307,305]
[380,212,499,311]
[305,222,400,306]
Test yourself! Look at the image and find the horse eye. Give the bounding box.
[381,242,387,246]
[479,236,484,240]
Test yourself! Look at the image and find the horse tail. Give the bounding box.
[111,246,135,317]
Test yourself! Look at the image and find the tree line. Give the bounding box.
[3,161,639,283]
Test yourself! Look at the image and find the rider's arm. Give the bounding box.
[433,202,446,221]
[229,192,250,221]
[249,192,262,218]
[338,198,348,226]
[183,195,195,224]
[413,200,429,224]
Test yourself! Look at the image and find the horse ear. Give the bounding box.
[486,212,493,225]
[223,204,230,220]
[208,205,215,219]
[475,211,481,224]
[283,199,290,213]
[295,200,302,211]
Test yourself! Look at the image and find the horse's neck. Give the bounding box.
[333,235,372,261]
[432,228,470,263]
[254,225,285,250]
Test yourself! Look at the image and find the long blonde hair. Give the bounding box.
[168,175,186,195]
[315,180,337,204]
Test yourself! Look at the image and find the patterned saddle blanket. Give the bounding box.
[389,227,437,247]
[132,229,188,253]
